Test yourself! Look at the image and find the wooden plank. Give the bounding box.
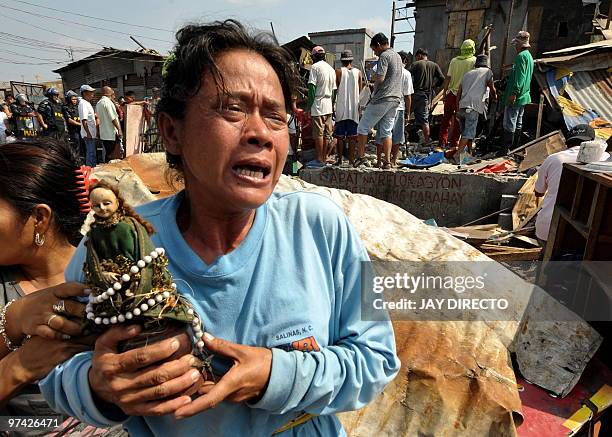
[584,185,607,260]
[446,0,490,12]
[465,9,485,41]
[519,132,567,171]
[509,129,563,155]
[512,173,541,229]
[446,11,467,49]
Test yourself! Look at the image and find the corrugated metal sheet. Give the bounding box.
[565,69,612,122]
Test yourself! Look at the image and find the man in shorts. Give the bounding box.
[306,45,337,168]
[333,49,363,166]
[447,54,496,163]
[354,33,403,169]
[410,48,445,144]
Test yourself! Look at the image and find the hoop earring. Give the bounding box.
[34,232,45,247]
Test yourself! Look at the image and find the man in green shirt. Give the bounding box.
[503,31,534,151]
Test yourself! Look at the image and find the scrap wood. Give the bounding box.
[445,224,500,243]
[513,174,542,229]
[480,244,542,261]
[518,131,567,171]
[508,130,565,155]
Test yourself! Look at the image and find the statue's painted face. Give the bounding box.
[90,188,119,219]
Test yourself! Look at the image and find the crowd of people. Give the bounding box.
[292,29,535,170]
[0,85,159,167]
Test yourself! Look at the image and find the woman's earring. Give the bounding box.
[34,232,45,247]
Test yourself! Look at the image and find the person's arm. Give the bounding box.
[79,105,92,138]
[534,159,550,196]
[404,95,412,121]
[36,112,47,129]
[335,68,342,88]
[442,76,451,96]
[487,79,497,102]
[434,63,446,89]
[307,84,316,111]
[457,84,463,102]
[359,70,365,91]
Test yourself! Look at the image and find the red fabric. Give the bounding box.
[439,93,460,148]
[475,159,517,174]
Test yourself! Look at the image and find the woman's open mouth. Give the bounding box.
[232,161,272,183]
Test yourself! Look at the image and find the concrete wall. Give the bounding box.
[300,167,526,227]
[309,29,374,69]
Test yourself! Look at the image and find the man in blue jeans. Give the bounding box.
[354,33,403,169]
[78,84,98,167]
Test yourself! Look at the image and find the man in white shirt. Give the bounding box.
[96,86,123,163]
[78,84,98,167]
[333,50,363,166]
[306,46,337,168]
[535,125,608,244]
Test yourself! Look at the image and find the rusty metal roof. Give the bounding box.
[565,69,612,122]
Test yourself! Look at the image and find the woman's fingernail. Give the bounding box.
[127,325,140,334]
[189,357,199,367]
[171,339,180,351]
[204,332,215,341]
[190,370,200,381]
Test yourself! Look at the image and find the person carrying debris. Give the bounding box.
[333,49,363,166]
[439,39,476,150]
[502,31,534,152]
[534,125,606,244]
[409,48,445,145]
[446,54,497,163]
[355,32,404,169]
[306,45,337,169]
[37,87,67,139]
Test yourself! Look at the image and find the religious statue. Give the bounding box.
[82,181,224,376]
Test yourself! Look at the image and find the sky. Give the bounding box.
[0,0,415,83]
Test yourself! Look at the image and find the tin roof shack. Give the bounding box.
[308,28,374,69]
[54,48,165,100]
[413,0,610,76]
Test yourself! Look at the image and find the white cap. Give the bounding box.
[80,84,95,93]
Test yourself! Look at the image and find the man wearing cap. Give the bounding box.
[306,46,337,168]
[355,32,404,169]
[79,84,98,167]
[333,49,363,166]
[38,87,66,139]
[502,31,534,152]
[446,54,497,162]
[440,39,476,150]
[534,125,608,244]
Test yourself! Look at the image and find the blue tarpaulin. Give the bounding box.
[398,152,446,169]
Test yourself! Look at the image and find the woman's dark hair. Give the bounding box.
[89,180,155,235]
[0,139,84,246]
[157,19,300,171]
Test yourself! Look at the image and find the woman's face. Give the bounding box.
[0,197,34,265]
[90,188,120,219]
[173,49,289,214]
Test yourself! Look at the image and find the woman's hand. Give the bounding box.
[12,335,94,384]
[88,325,203,416]
[174,333,272,419]
[6,283,87,342]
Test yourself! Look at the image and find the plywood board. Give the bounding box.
[465,9,485,41]
[125,104,145,156]
[512,173,541,229]
[519,132,567,171]
[446,0,491,12]
[446,11,467,49]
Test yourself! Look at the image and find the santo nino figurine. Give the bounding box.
[83,181,214,367]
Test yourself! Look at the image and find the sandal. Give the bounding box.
[353,157,367,168]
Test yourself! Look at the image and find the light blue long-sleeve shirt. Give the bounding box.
[40,191,400,436]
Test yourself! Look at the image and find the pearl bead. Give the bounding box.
[196,340,205,349]
[118,314,125,322]
[95,296,103,304]
[140,303,149,311]
[125,312,133,319]
[130,266,139,274]
[87,312,94,320]
[86,303,93,311]
[171,283,177,289]
[192,318,200,326]
[133,308,141,316]
[101,292,108,300]
[121,274,131,282]
[110,316,117,324]
[107,287,114,294]
[194,325,202,333]
[107,289,115,296]
[94,317,102,324]
[187,308,194,315]
[196,331,203,338]
[113,282,122,291]
[144,256,152,263]
[137,260,146,268]
[102,318,109,325]
[150,251,158,258]
[156,248,165,255]
[147,298,155,306]
[163,291,170,299]
[155,294,163,302]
